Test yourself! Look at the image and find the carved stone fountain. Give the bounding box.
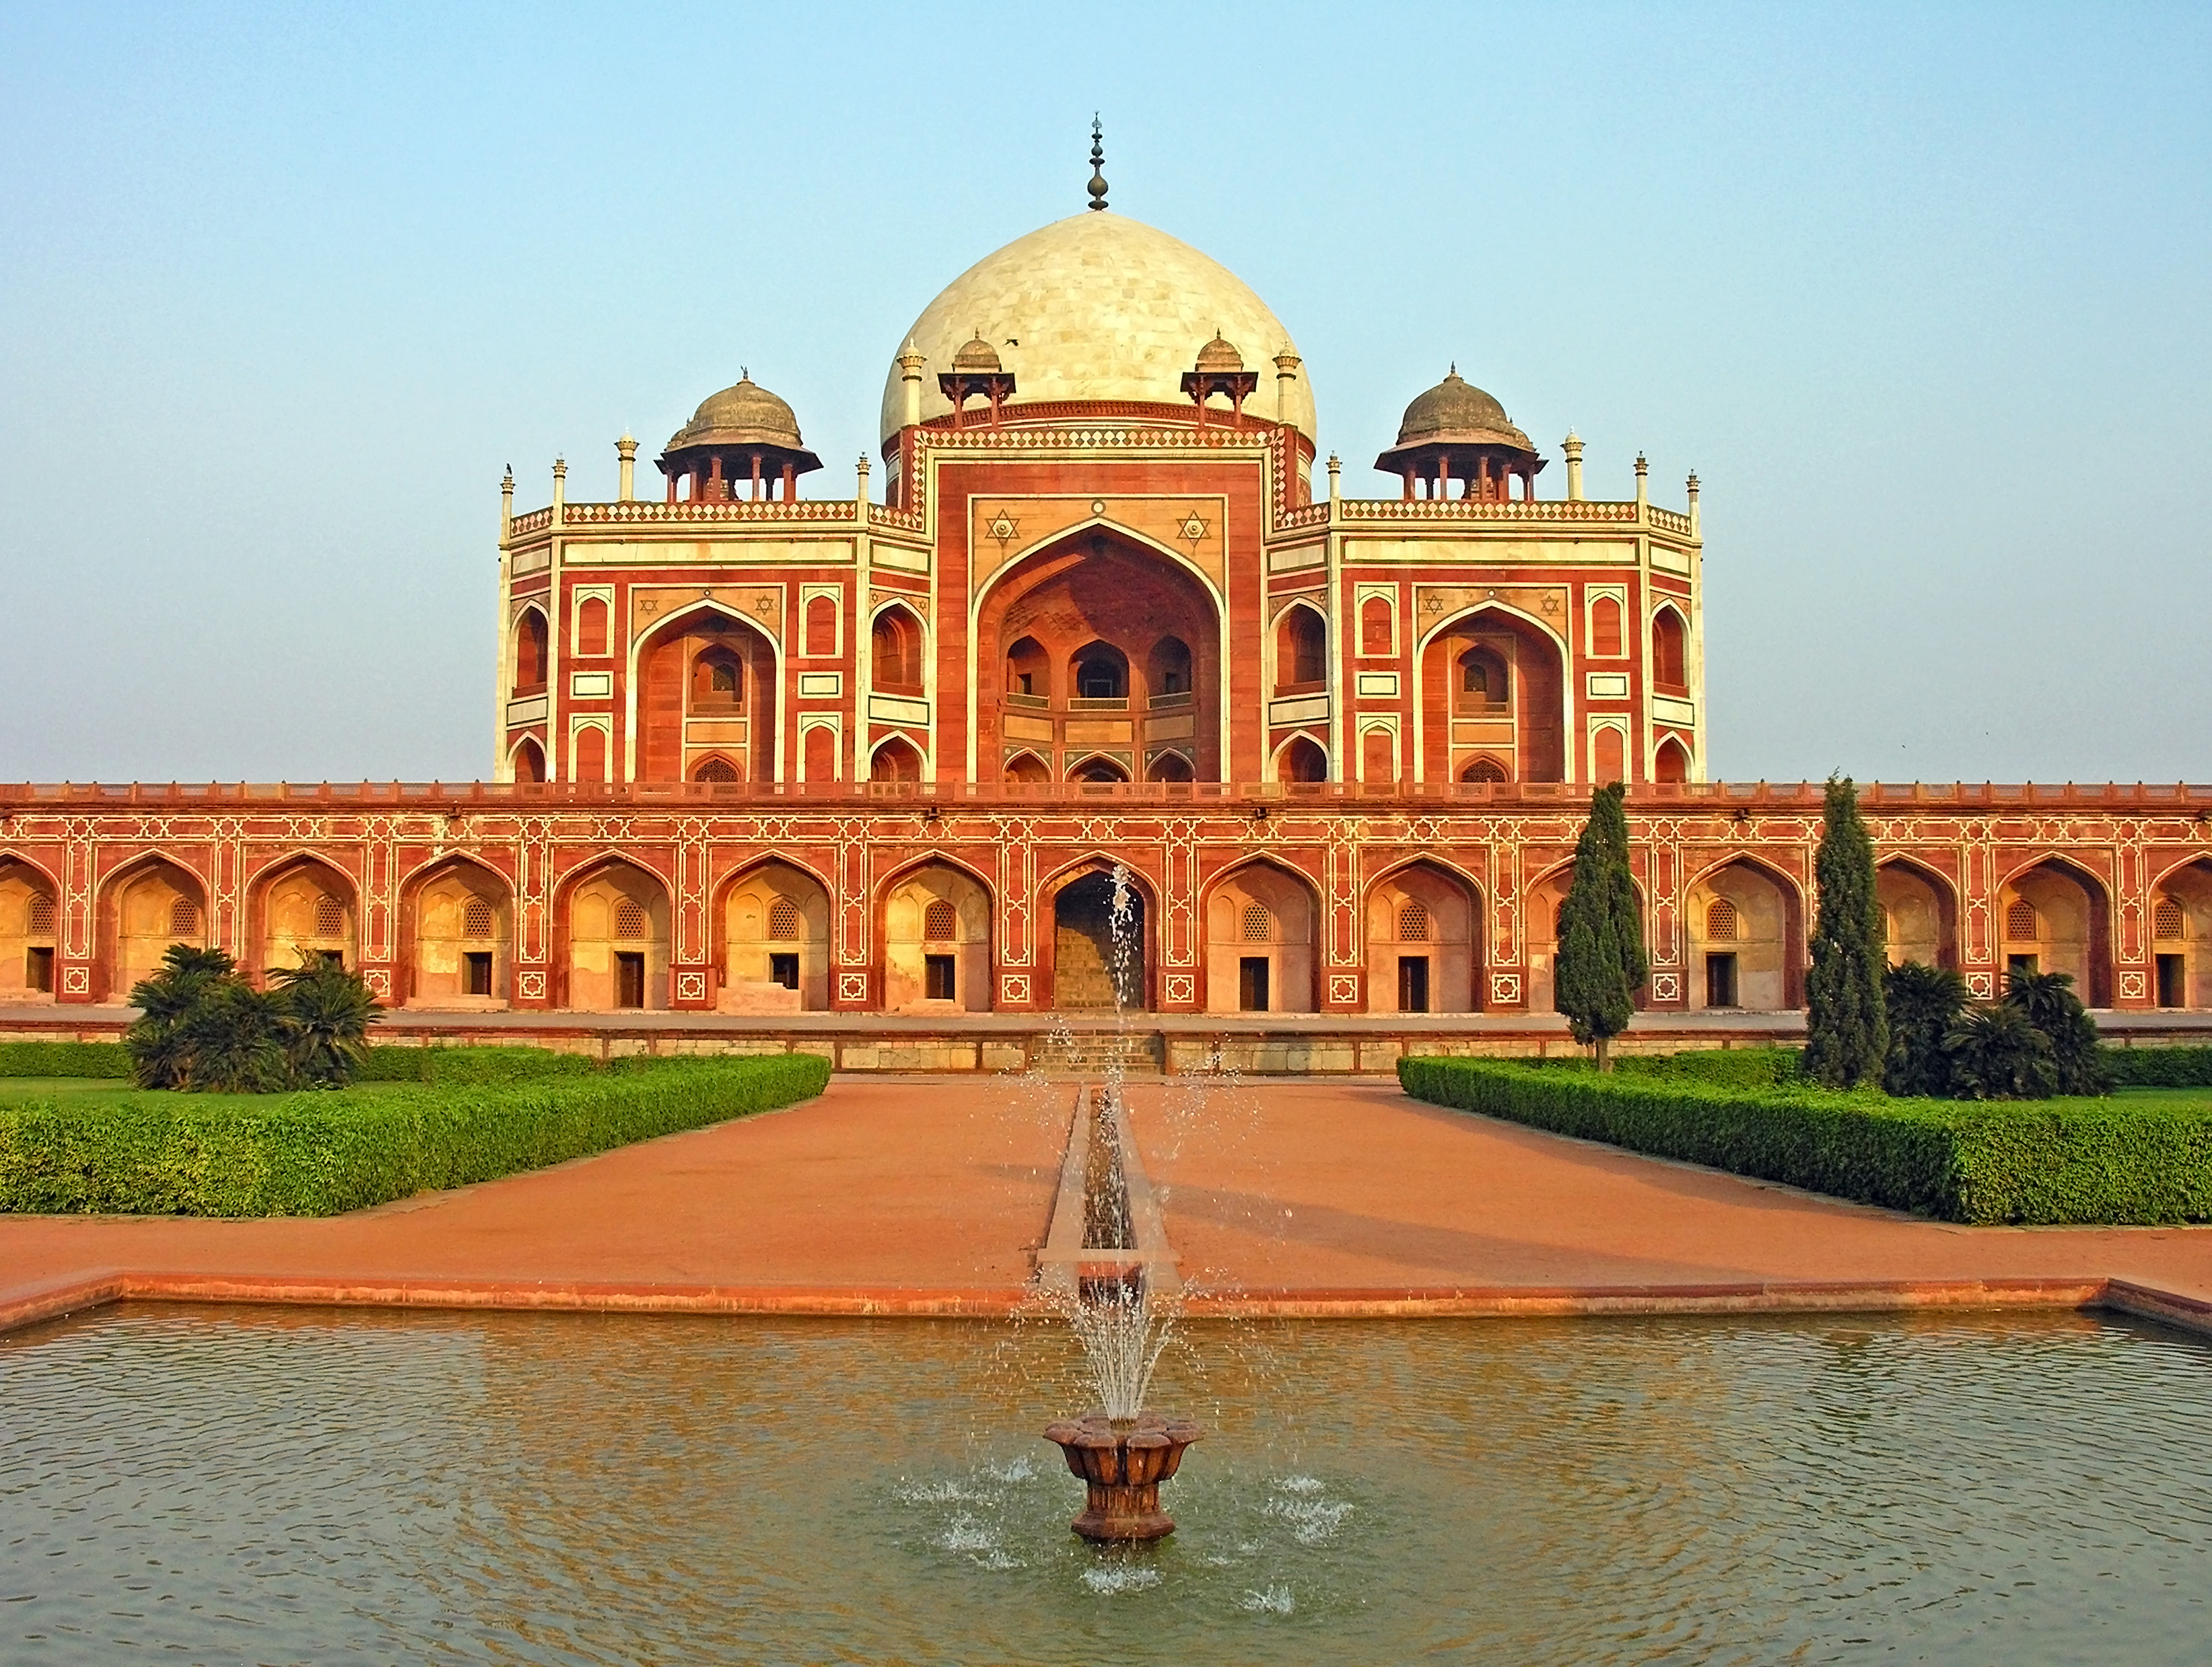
[1043,1412,1204,1541]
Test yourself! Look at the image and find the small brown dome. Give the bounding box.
[665,374,806,454]
[1194,332,1245,374]
[952,334,1004,374]
[1395,368,1532,452]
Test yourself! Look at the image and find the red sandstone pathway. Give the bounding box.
[1124,1080,2212,1306]
[3,1077,2210,1333]
[0,1079,1068,1319]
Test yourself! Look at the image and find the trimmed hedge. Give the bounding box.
[0,1041,132,1078]
[1399,1056,2212,1226]
[352,1044,600,1084]
[2102,1046,2212,1089]
[0,1053,830,1217]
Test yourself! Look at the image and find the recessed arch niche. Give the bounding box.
[1204,861,1317,1014]
[635,608,777,783]
[721,861,831,1012]
[0,857,59,1001]
[1365,861,1480,1013]
[561,859,670,1012]
[407,858,510,1007]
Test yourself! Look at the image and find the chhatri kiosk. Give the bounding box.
[3,139,2206,1036]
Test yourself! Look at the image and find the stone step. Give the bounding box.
[1030,1030,1165,1075]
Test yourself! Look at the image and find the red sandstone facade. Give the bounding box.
[3,207,2205,1020]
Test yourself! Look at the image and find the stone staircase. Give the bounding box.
[1029,1027,1165,1076]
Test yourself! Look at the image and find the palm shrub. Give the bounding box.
[269,952,383,1086]
[1944,1005,2057,1100]
[1803,775,1889,1088]
[125,943,381,1092]
[2004,968,2108,1096]
[1883,961,1968,1097]
[1554,781,1648,1072]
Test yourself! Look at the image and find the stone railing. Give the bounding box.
[555,498,856,526]
[1648,505,1692,536]
[5,779,2205,810]
[508,507,553,537]
[1334,497,1644,524]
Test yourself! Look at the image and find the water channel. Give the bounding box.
[3,1302,2207,1664]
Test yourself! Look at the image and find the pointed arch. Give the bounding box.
[716,855,833,1012]
[0,853,61,1002]
[1364,855,1484,1014]
[626,600,783,784]
[1874,855,1958,970]
[1273,732,1329,783]
[512,604,550,695]
[1415,600,1567,785]
[553,853,673,1012]
[401,853,514,1007]
[1653,734,1692,784]
[869,600,928,696]
[1201,854,1321,1014]
[1651,602,1689,693]
[1146,747,1196,783]
[1997,853,2112,1005]
[1003,748,1051,784]
[879,856,993,1012]
[97,849,211,999]
[1041,853,1156,1012]
[1066,751,1131,783]
[510,734,547,784]
[248,852,359,980]
[868,734,925,783]
[1684,853,1807,1011]
[1273,598,1329,695]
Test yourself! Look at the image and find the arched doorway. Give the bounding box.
[0,859,59,1001]
[1686,860,1802,1010]
[512,736,547,783]
[255,858,356,977]
[634,608,777,783]
[1998,860,2110,1005]
[1422,608,1565,782]
[977,532,1224,782]
[722,861,831,1012]
[563,861,670,1011]
[1525,864,1649,1014]
[1205,861,1317,1014]
[408,859,510,1007]
[106,857,207,998]
[1877,860,1955,969]
[1052,869,1144,1010]
[1366,862,1479,1013]
[883,863,990,1010]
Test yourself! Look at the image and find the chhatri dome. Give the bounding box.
[879,211,1317,445]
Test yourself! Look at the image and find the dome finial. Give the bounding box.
[1087,115,1108,212]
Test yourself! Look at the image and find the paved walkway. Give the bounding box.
[3,1077,2209,1333]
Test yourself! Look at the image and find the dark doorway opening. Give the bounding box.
[463,951,493,997]
[2007,953,2039,979]
[1397,955,1430,1014]
[1053,872,1144,1009]
[26,947,53,995]
[925,954,957,1001]
[2157,953,2186,1009]
[616,951,646,1009]
[1239,956,1270,1012]
[1705,952,1738,1009]
[770,952,800,991]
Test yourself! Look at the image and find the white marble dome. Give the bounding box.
[880,212,1315,446]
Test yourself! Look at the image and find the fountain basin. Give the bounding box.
[1043,1411,1203,1540]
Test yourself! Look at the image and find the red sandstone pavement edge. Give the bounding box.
[6,1267,2210,1339]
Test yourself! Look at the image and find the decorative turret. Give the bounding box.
[656,371,822,503]
[1181,333,1259,429]
[938,332,1017,429]
[1375,367,1546,502]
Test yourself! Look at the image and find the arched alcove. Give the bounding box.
[721,860,832,1012]
[254,857,357,978]
[561,860,670,1012]
[1423,608,1564,782]
[1204,861,1318,1014]
[634,608,777,782]
[1998,859,2111,1005]
[104,857,207,999]
[1051,867,1146,1010]
[407,859,510,1007]
[0,858,59,1001]
[1365,861,1479,1013]
[1876,859,1956,970]
[883,862,991,1011]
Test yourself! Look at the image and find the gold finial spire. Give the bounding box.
[1087,116,1108,212]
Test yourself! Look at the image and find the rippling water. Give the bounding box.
[1,1304,2207,1664]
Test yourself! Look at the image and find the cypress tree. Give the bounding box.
[1554,781,1648,1072]
[1803,773,1889,1088]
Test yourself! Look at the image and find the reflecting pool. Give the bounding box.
[2,1304,2207,1664]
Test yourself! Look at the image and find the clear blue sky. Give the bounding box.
[2,2,2205,785]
